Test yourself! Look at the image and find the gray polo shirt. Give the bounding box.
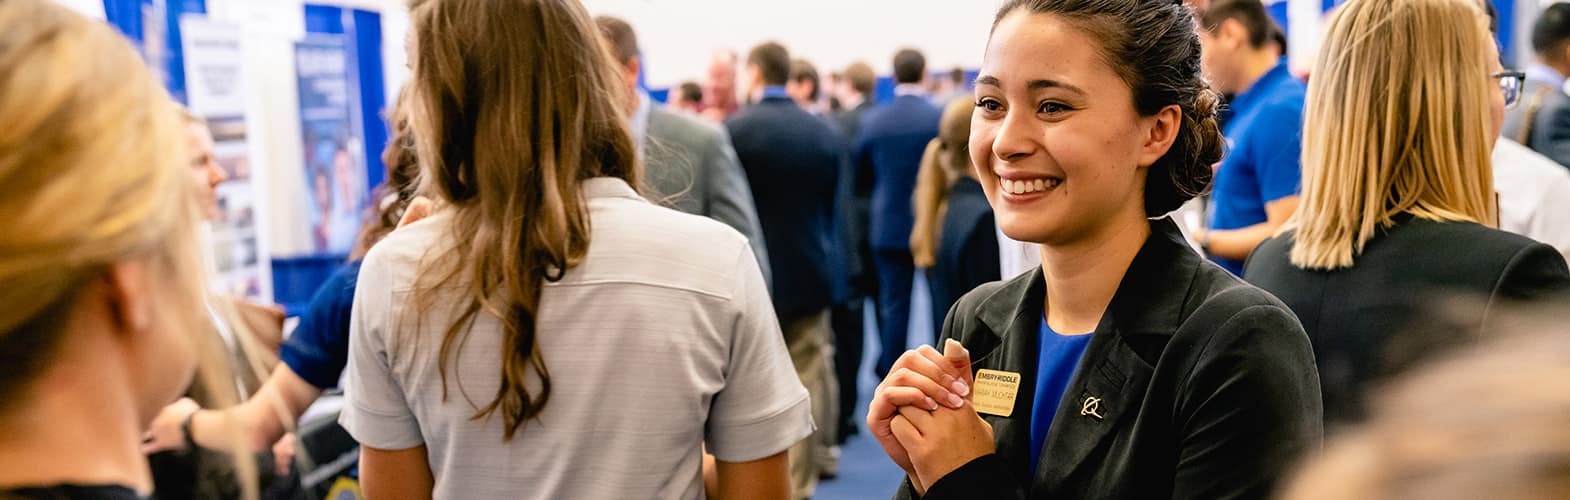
[341,178,813,499]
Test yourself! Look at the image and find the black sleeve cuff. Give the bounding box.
[922,454,1025,500]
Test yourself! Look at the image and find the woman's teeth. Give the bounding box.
[1001,178,1060,195]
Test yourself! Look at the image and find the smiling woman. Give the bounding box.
[867,0,1322,498]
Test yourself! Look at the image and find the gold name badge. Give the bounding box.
[971,369,1022,417]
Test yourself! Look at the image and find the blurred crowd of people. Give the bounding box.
[7,0,1570,499]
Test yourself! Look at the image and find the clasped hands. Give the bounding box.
[868,339,996,494]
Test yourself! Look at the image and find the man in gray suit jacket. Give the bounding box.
[1503,3,1570,170]
[596,16,772,285]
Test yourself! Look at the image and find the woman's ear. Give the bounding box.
[1138,105,1183,168]
[103,261,152,335]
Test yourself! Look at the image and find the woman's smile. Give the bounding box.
[996,172,1064,204]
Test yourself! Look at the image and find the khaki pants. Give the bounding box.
[782,309,837,499]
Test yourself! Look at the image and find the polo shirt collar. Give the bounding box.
[581,177,643,202]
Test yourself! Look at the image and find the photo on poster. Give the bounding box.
[204,116,268,299]
[296,35,367,255]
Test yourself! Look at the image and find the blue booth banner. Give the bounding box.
[295,35,368,255]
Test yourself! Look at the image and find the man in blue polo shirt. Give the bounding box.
[1195,0,1306,275]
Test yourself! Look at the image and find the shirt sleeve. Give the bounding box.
[704,245,815,462]
[279,261,361,390]
[1253,102,1305,204]
[338,255,424,451]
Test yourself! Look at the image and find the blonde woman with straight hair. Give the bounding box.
[1246,0,1570,429]
[0,1,252,498]
[910,97,999,337]
[338,0,810,498]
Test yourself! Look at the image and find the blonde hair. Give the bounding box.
[0,0,207,393]
[408,0,639,440]
[0,0,252,495]
[1282,306,1570,499]
[911,98,980,268]
[1286,0,1497,270]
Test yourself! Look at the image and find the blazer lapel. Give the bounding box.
[1029,217,1195,494]
[968,270,1046,480]
[961,217,1199,493]
[1031,322,1154,494]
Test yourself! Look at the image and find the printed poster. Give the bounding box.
[295,35,367,255]
[181,15,272,301]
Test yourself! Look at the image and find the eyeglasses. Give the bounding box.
[1493,70,1526,109]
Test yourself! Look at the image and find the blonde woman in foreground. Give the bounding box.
[1282,305,1570,499]
[1244,0,1570,430]
[0,1,246,498]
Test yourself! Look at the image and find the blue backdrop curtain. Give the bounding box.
[102,0,206,104]
[269,4,388,311]
[304,4,388,190]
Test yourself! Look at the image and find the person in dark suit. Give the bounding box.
[867,1,1320,498]
[1246,0,1570,430]
[725,41,845,499]
[835,62,878,143]
[859,48,944,378]
[911,97,1000,334]
[828,60,879,445]
[594,16,772,288]
[1502,3,1570,168]
[787,59,828,117]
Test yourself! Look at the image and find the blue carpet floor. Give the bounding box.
[814,275,936,500]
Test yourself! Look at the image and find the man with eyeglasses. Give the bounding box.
[1486,3,1570,263]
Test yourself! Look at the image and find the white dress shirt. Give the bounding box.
[1493,138,1570,262]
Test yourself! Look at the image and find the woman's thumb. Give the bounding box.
[943,339,974,394]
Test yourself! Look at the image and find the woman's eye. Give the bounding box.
[1039,101,1071,114]
[976,99,1003,112]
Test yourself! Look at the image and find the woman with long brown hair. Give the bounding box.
[910,97,1001,336]
[0,1,245,498]
[338,1,809,498]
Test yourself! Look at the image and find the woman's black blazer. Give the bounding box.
[897,217,1322,500]
[1245,215,1570,426]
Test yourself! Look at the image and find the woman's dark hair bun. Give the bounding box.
[996,0,1223,216]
